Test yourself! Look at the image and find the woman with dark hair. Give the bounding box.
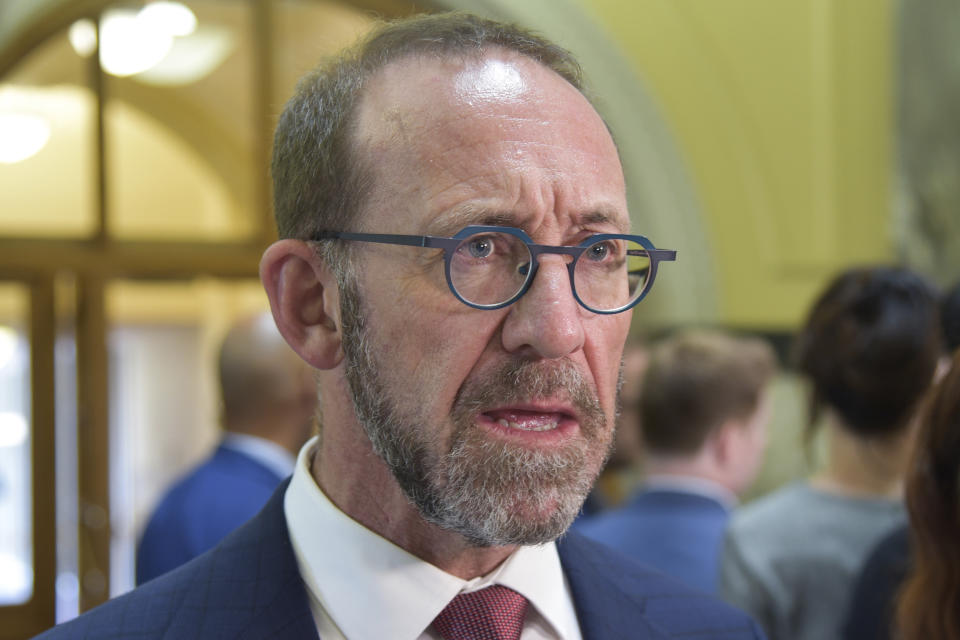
[720,266,942,640]
[844,278,960,640]
[896,348,960,639]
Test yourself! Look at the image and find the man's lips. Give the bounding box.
[485,409,567,432]
[478,403,580,435]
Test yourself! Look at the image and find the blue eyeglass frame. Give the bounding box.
[313,225,677,314]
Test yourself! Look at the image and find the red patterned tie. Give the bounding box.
[431,585,529,640]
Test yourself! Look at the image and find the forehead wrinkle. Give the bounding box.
[421,150,627,238]
[427,207,520,236]
[426,136,608,190]
[580,210,629,233]
[427,206,627,241]
[357,53,628,237]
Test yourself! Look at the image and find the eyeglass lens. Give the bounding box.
[449,231,651,311]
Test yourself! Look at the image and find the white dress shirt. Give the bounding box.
[284,437,583,640]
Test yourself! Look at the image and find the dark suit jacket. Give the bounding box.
[38,482,765,639]
[136,443,286,584]
[842,524,910,640]
[574,488,731,594]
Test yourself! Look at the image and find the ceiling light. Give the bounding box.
[134,25,234,87]
[68,18,97,57]
[99,8,173,77]
[0,113,51,164]
[139,2,197,37]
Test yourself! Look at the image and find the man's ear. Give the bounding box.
[709,419,739,468]
[260,239,344,370]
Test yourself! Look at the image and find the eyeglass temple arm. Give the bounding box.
[629,248,677,262]
[314,231,455,249]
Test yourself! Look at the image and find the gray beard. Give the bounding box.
[337,276,613,547]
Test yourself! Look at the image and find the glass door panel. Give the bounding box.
[0,284,31,605]
[0,27,96,238]
[105,278,269,594]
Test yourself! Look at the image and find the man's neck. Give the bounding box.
[311,425,517,580]
[226,413,302,456]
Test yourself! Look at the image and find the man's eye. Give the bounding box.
[467,237,494,258]
[587,242,611,261]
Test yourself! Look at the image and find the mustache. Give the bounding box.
[451,359,606,436]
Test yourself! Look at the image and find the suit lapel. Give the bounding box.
[226,480,320,639]
[558,532,671,640]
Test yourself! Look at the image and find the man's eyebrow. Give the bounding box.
[428,209,517,236]
[579,210,629,233]
[427,207,629,237]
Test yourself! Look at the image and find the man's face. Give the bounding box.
[338,52,632,546]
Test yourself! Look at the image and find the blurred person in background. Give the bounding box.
[943,279,960,352]
[720,266,941,640]
[575,329,776,594]
[843,277,960,640]
[135,312,317,584]
[896,342,960,639]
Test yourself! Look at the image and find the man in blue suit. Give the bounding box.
[135,312,317,583]
[39,13,765,639]
[576,330,776,594]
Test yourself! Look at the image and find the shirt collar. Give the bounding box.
[221,432,296,479]
[284,436,579,640]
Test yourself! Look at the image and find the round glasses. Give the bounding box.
[315,225,677,314]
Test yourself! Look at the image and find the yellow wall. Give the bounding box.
[0,0,896,331]
[580,0,894,329]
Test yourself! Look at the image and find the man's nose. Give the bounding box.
[500,256,585,359]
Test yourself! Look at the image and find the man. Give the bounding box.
[135,312,317,583]
[575,330,776,594]
[38,13,765,639]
